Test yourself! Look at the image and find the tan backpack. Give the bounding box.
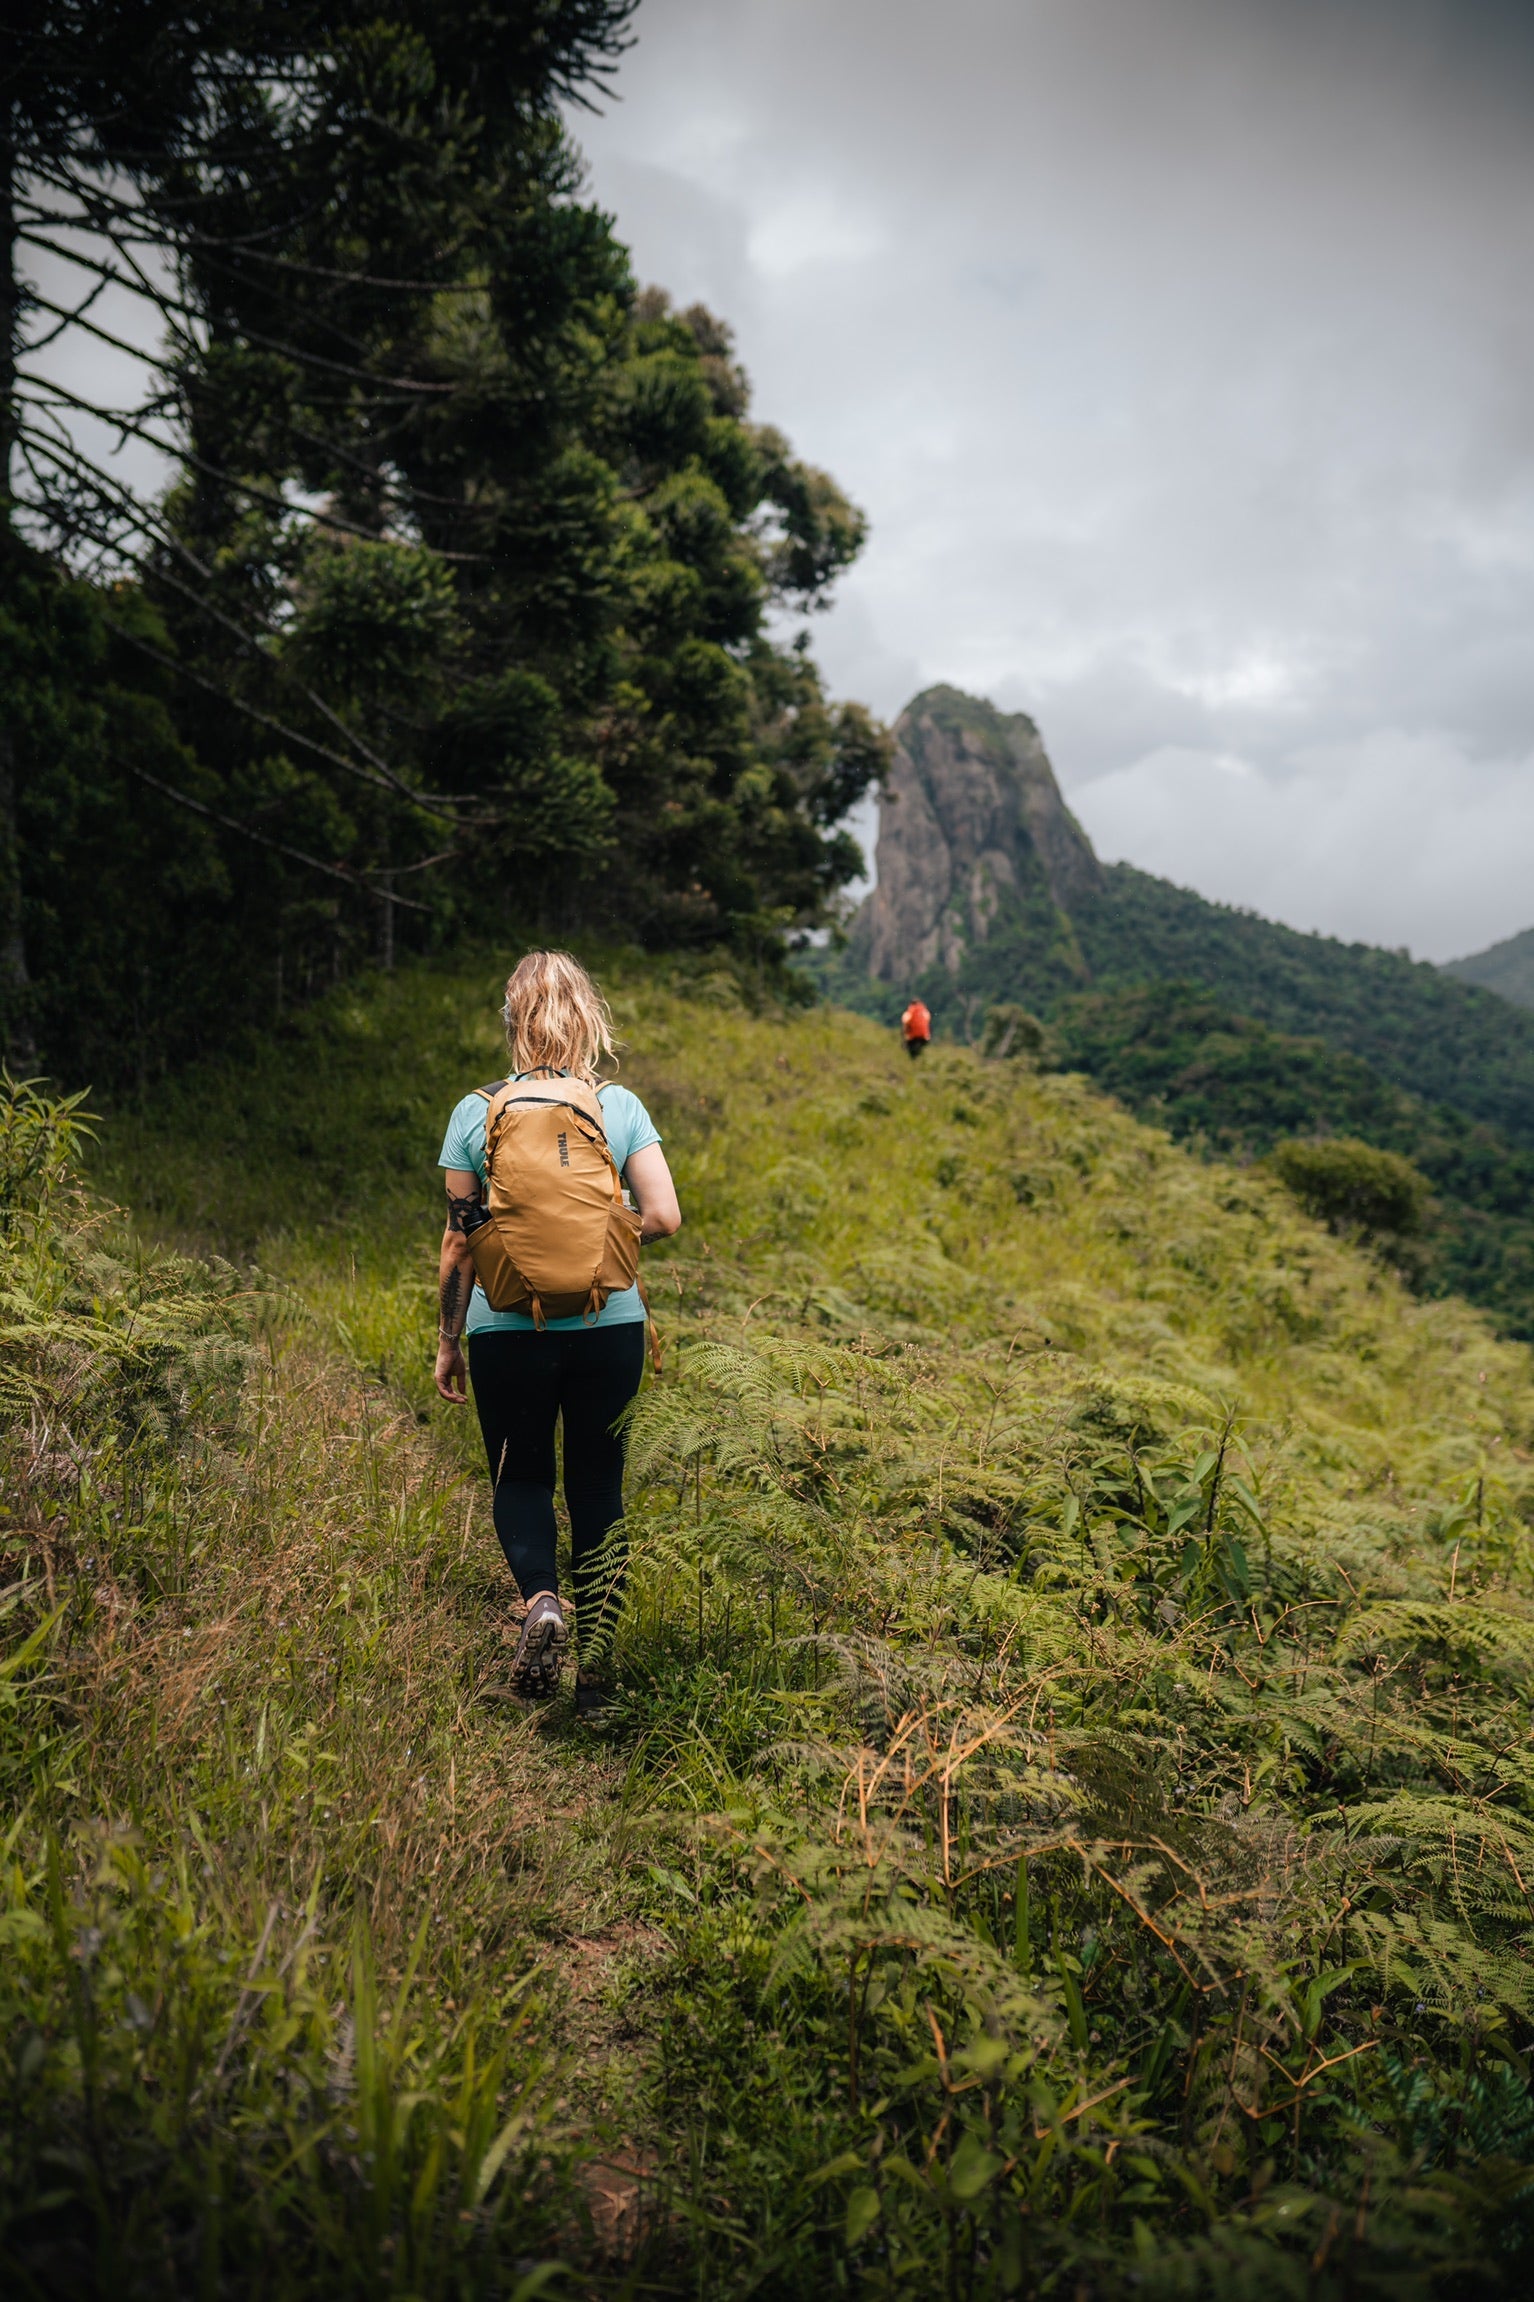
[464,1070,642,1326]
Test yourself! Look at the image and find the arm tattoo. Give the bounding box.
[440,1190,486,1341]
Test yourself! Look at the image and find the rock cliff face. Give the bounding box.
[861,686,1101,985]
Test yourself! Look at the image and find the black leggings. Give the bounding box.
[467,1323,646,1661]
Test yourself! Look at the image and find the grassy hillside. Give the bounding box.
[7,952,1534,2295]
[829,791,1534,1146]
[1043,982,1534,1338]
[816,851,1534,1339]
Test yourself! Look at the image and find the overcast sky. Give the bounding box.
[572,0,1534,960]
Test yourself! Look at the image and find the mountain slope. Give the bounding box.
[821,685,1534,1334]
[845,685,1534,1139]
[1048,980,1534,1332]
[1073,862,1534,1138]
[1445,921,1534,1013]
[861,684,1099,986]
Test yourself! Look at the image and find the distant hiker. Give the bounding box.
[435,951,681,1716]
[901,998,932,1059]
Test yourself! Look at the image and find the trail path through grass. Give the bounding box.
[96,960,694,2163]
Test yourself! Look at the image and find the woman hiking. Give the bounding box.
[435,951,681,1716]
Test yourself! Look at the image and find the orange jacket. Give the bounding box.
[901,1000,932,1044]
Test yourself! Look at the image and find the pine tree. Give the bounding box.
[2,5,886,1084]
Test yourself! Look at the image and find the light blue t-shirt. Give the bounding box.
[438,1078,662,1333]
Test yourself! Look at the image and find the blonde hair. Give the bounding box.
[501,950,616,1083]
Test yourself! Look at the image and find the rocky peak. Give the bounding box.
[861,686,1101,985]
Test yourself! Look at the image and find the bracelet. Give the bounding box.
[438,1327,464,1344]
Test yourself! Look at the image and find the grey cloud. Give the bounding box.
[576,0,1534,956]
[584,152,757,326]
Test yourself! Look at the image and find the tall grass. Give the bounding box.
[29,951,1534,2294]
[0,1074,632,2297]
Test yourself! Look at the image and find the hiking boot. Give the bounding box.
[574,1671,612,1722]
[508,1593,568,1699]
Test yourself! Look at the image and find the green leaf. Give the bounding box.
[1013,1850,1032,1973]
[508,2268,568,2302]
[844,2185,882,2245]
[954,2035,1010,2078]
[1219,1537,1250,1598]
[947,2133,1004,2201]
[808,2149,865,2189]
[646,1864,696,1905]
[1299,1965,1356,2039]
[1226,1476,1266,1529]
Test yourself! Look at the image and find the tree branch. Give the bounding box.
[23,374,485,562]
[15,425,476,816]
[123,761,434,907]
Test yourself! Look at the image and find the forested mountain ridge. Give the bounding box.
[841,686,1534,1139]
[1049,981,1534,1334]
[1073,864,1534,1140]
[820,685,1534,1332]
[1445,921,1534,1013]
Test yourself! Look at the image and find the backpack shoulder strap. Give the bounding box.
[475,1078,517,1167]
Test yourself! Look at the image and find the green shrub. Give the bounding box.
[1268,1133,1429,1237]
